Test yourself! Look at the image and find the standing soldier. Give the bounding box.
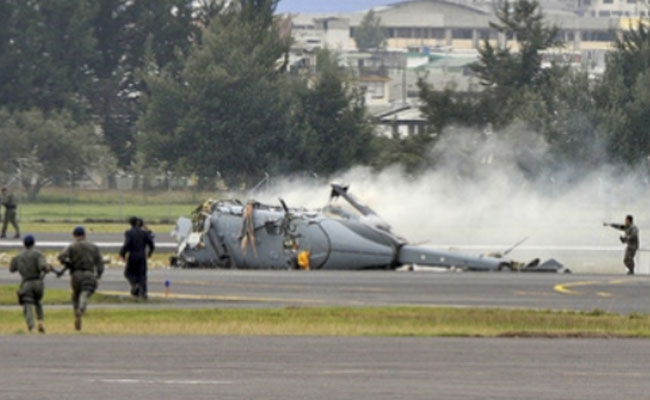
[604,215,640,275]
[58,226,104,331]
[120,216,155,299]
[1,187,20,238]
[9,235,50,333]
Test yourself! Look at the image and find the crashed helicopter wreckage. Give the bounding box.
[170,184,569,272]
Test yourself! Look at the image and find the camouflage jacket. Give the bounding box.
[58,240,104,278]
[2,193,17,209]
[10,248,48,282]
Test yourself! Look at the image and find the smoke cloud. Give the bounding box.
[254,125,650,273]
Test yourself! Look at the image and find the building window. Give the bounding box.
[627,0,636,3]
[361,81,385,99]
[478,29,495,40]
[430,28,445,39]
[385,28,395,38]
[598,10,611,16]
[396,28,412,38]
[452,29,473,39]
[602,0,613,4]
[582,30,613,41]
[582,0,591,5]
[414,28,425,38]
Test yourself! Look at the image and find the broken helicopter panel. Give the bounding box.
[170,184,568,272]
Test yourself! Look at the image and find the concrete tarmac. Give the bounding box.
[3,268,650,313]
[1,336,650,400]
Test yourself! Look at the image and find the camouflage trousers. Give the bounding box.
[18,280,44,330]
[624,246,638,274]
[2,208,19,237]
[70,271,97,314]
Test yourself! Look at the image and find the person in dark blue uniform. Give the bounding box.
[119,216,155,299]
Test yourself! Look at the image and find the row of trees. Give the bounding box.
[1,0,375,196]
[2,0,650,197]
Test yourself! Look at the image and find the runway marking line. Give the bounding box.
[162,280,390,293]
[97,378,233,385]
[98,290,324,305]
[554,281,601,295]
[554,279,633,296]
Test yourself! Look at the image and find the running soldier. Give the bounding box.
[58,226,104,331]
[9,235,51,333]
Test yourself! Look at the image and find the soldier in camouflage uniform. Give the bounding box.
[9,235,51,333]
[1,187,20,239]
[604,215,640,275]
[58,226,104,331]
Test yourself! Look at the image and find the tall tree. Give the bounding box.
[89,0,222,168]
[291,49,375,175]
[596,22,650,165]
[0,109,113,199]
[353,10,386,51]
[469,0,562,128]
[419,0,563,133]
[0,0,97,115]
[140,0,293,188]
[416,0,573,172]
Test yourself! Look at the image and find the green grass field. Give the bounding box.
[8,187,221,224]
[24,187,218,205]
[17,222,174,234]
[2,305,650,337]
[18,203,194,224]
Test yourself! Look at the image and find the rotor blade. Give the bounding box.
[502,236,529,256]
[329,184,377,217]
[279,198,289,213]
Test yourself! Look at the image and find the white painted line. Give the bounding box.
[431,245,626,252]
[98,378,233,385]
[0,241,177,248]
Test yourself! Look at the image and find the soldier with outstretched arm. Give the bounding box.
[57,226,104,331]
[604,215,639,275]
[9,235,51,333]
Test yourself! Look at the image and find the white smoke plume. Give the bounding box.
[253,125,650,273]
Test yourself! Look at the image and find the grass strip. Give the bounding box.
[18,222,173,234]
[24,187,216,205]
[18,203,193,224]
[1,306,650,337]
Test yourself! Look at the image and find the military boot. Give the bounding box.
[37,321,45,334]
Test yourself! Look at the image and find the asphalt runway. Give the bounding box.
[3,268,650,313]
[1,336,649,400]
[0,232,176,251]
[0,232,643,274]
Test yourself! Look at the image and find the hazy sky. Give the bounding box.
[276,0,395,13]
